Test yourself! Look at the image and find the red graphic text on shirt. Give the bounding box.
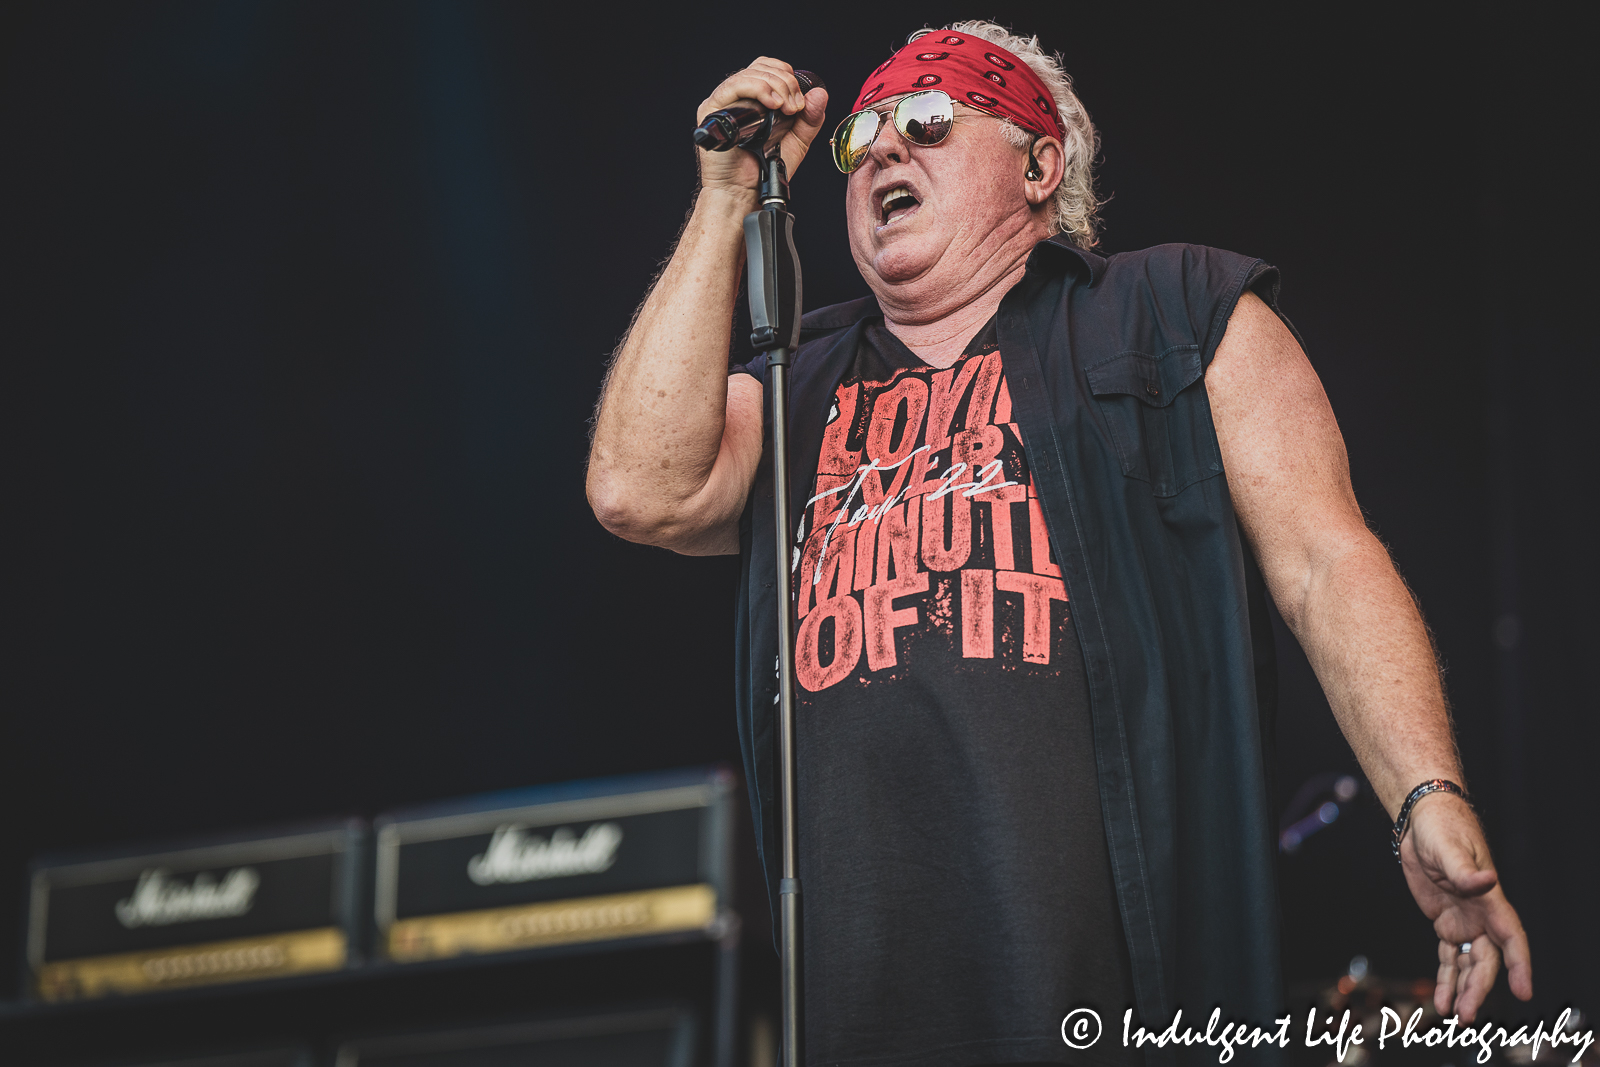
[793,345,1069,692]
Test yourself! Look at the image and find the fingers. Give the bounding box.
[1448,866,1498,896]
[753,58,812,113]
[1453,936,1501,1022]
[771,91,828,182]
[1426,885,1535,1022]
[780,88,831,154]
[796,85,830,131]
[1432,838,1496,897]
[700,58,810,121]
[1435,937,1500,1022]
[1434,939,1459,1016]
[1502,937,1534,1001]
[1405,799,1533,1015]
[1487,889,1535,1001]
[694,58,829,193]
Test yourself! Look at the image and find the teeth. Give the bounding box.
[881,186,914,212]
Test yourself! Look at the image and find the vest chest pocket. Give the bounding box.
[1084,345,1224,497]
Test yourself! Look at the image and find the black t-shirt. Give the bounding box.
[783,318,1139,1067]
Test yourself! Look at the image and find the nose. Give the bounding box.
[867,112,910,168]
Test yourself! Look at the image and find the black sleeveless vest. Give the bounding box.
[735,237,1296,1062]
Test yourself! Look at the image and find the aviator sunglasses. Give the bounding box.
[829,89,979,174]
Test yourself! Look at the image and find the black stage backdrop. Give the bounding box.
[1,0,1593,1018]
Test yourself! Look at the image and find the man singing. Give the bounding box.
[587,21,1531,1067]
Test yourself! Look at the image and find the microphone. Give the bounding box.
[692,70,824,152]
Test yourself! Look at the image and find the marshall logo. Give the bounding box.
[373,773,730,965]
[466,822,623,886]
[114,867,261,929]
[30,823,357,1002]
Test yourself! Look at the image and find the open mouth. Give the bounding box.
[880,185,921,225]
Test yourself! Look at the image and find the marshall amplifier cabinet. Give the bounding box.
[25,821,362,1002]
[333,1006,694,1067]
[372,767,733,964]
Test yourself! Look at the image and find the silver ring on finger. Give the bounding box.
[1458,941,1473,955]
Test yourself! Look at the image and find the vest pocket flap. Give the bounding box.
[1085,347,1202,409]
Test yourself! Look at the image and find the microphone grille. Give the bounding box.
[793,70,824,95]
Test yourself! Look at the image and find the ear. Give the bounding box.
[1024,135,1066,206]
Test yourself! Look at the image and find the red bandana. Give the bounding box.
[852,33,1066,142]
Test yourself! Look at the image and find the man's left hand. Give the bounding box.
[1399,793,1533,1021]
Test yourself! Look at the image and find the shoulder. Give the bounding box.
[1031,237,1274,315]
[1088,242,1291,365]
[1097,243,1267,301]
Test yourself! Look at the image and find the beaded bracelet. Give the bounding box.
[1391,778,1468,861]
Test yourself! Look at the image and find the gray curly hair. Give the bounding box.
[908,21,1102,248]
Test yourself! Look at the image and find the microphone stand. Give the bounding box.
[742,147,803,1067]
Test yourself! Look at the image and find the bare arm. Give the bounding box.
[586,60,827,555]
[1208,291,1531,1020]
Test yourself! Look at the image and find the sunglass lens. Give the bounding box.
[896,91,953,146]
[832,109,882,173]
